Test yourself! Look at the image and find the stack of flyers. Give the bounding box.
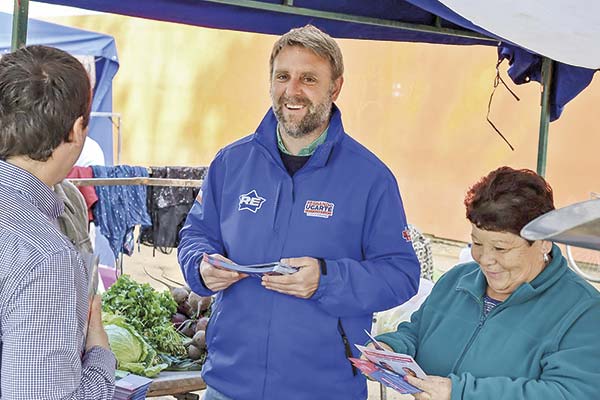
[113,373,153,399]
[349,331,427,395]
[203,254,298,277]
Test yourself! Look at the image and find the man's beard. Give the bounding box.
[272,94,332,139]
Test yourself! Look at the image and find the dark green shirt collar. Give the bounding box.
[277,124,328,156]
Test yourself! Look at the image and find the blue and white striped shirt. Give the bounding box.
[0,160,115,399]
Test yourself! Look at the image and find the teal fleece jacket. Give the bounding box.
[377,245,600,399]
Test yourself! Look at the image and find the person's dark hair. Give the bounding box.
[464,166,555,237]
[0,45,91,161]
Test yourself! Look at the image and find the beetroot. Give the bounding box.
[198,296,212,313]
[171,287,189,305]
[188,344,202,360]
[179,319,197,338]
[195,316,209,332]
[171,313,187,327]
[192,330,206,349]
[187,292,202,317]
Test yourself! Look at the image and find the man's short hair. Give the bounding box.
[269,24,344,81]
[0,45,91,161]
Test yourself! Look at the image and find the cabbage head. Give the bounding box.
[103,314,167,377]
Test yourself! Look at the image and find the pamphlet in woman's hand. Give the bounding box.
[350,330,427,394]
[203,254,298,277]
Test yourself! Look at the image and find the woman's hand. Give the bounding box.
[405,375,452,400]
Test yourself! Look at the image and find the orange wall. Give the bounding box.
[49,15,600,242]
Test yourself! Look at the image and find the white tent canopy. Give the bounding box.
[439,0,600,69]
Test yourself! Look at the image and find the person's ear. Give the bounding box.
[540,240,552,255]
[330,76,344,101]
[67,116,87,145]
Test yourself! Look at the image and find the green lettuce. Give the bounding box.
[103,314,167,378]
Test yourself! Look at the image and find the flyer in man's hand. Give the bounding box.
[350,331,427,394]
[203,254,298,277]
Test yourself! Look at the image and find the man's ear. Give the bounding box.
[68,116,87,145]
[330,76,344,101]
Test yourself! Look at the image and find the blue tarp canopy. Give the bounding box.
[0,11,119,164]
[34,0,597,122]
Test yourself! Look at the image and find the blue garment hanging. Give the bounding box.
[91,165,151,258]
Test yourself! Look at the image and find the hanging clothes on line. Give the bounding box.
[91,165,151,258]
[67,166,98,222]
[140,166,206,252]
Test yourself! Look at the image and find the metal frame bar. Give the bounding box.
[536,57,554,177]
[203,0,498,42]
[90,111,123,164]
[68,177,203,187]
[11,0,29,50]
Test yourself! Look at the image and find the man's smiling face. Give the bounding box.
[270,45,342,139]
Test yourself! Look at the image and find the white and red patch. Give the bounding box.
[304,200,335,219]
[402,228,412,242]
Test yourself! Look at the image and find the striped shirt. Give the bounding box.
[0,160,115,399]
[483,295,502,316]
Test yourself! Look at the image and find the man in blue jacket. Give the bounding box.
[178,25,420,400]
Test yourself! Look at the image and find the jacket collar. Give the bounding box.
[456,244,567,305]
[254,104,345,170]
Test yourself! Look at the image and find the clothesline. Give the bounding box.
[68,177,203,187]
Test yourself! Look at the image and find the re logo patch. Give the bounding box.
[239,190,266,213]
[304,200,335,219]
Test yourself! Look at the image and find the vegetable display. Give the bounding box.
[102,273,213,377]
[102,275,185,356]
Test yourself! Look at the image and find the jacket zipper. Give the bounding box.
[451,294,486,373]
[337,319,358,376]
[451,292,508,373]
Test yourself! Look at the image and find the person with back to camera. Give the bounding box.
[178,24,420,400]
[369,166,600,399]
[0,45,115,399]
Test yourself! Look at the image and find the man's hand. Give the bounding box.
[85,295,110,351]
[200,253,247,291]
[406,375,452,400]
[261,256,320,298]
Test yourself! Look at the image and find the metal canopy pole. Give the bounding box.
[11,0,30,50]
[536,57,554,177]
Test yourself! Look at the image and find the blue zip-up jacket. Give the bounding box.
[178,106,420,400]
[377,245,600,399]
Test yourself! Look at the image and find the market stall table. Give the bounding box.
[146,371,205,398]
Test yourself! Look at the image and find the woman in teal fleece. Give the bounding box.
[374,166,600,400]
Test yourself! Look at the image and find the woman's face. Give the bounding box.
[470,224,550,301]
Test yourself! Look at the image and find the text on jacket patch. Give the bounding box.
[304,200,335,218]
[239,190,266,213]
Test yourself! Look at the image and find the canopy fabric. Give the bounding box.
[31,0,497,45]
[0,12,119,164]
[34,0,597,122]
[437,0,600,70]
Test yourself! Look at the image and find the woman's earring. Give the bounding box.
[543,253,550,263]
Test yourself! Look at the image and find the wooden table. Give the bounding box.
[146,371,206,397]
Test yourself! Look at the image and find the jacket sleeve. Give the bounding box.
[310,178,420,317]
[177,155,225,296]
[449,300,600,400]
